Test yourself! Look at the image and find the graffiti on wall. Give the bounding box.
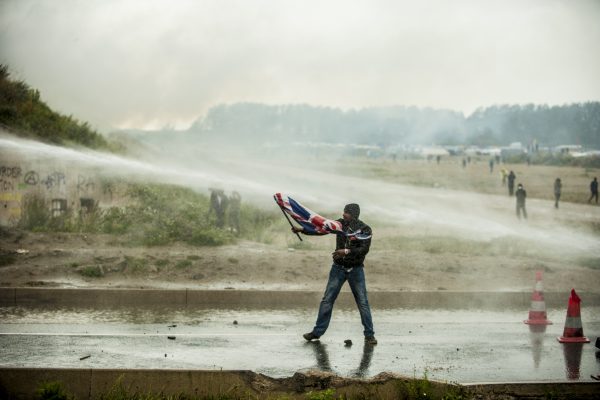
[40,172,66,190]
[0,167,102,193]
[0,166,22,191]
[0,166,22,179]
[0,164,107,226]
[0,167,24,222]
[23,170,39,186]
[77,174,95,193]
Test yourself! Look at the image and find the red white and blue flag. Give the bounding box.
[273,193,371,239]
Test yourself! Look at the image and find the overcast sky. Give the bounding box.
[1,0,599,131]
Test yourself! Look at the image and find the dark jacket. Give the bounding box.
[516,188,527,205]
[507,172,516,186]
[333,218,372,267]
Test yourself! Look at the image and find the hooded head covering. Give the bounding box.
[344,203,360,219]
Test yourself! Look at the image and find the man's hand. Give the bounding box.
[291,226,303,234]
[332,249,349,257]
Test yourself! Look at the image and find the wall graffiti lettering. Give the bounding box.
[23,170,39,186]
[0,178,15,191]
[0,166,22,179]
[41,172,66,190]
[76,175,95,192]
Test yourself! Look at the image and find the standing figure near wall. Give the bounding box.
[229,191,241,234]
[209,189,229,228]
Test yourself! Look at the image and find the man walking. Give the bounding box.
[589,177,598,204]
[292,203,377,345]
[508,171,516,196]
[554,178,562,209]
[516,183,527,219]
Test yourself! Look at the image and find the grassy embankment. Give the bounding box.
[0,64,118,151]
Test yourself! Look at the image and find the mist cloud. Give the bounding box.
[1,0,599,130]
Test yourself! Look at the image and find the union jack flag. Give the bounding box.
[273,193,371,239]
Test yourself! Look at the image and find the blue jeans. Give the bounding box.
[312,264,375,337]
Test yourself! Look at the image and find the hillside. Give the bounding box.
[0,65,112,150]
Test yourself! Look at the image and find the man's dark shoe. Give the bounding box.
[365,336,378,345]
[303,332,320,341]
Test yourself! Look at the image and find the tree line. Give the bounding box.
[188,102,600,148]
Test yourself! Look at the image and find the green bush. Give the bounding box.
[17,182,279,248]
[175,259,193,269]
[79,265,103,278]
[19,193,51,230]
[36,381,73,400]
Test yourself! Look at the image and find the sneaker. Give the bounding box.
[365,336,378,345]
[303,332,320,341]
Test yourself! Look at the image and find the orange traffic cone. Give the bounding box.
[524,271,552,325]
[557,289,590,343]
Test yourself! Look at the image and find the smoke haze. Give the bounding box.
[1,0,599,131]
[3,132,598,255]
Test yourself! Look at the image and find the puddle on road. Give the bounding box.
[1,305,599,383]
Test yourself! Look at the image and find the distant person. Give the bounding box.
[209,188,221,222]
[209,189,228,228]
[292,203,377,345]
[507,171,516,196]
[515,183,527,219]
[554,178,562,209]
[589,177,598,204]
[489,159,494,173]
[467,156,471,164]
[218,191,229,228]
[436,155,441,164]
[229,191,242,234]
[501,168,508,186]
[462,158,467,169]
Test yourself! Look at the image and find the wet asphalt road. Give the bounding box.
[1,305,599,383]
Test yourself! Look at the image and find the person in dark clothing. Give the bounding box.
[489,159,494,173]
[554,178,562,209]
[209,189,229,228]
[589,177,598,204]
[516,183,527,219]
[228,191,242,234]
[507,171,516,196]
[292,203,377,345]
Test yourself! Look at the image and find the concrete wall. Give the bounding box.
[0,150,119,227]
[1,288,598,309]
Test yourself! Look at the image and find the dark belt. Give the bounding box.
[333,263,362,273]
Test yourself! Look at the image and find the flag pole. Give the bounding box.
[277,204,303,242]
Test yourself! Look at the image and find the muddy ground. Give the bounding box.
[1,158,599,293]
[1,225,598,293]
